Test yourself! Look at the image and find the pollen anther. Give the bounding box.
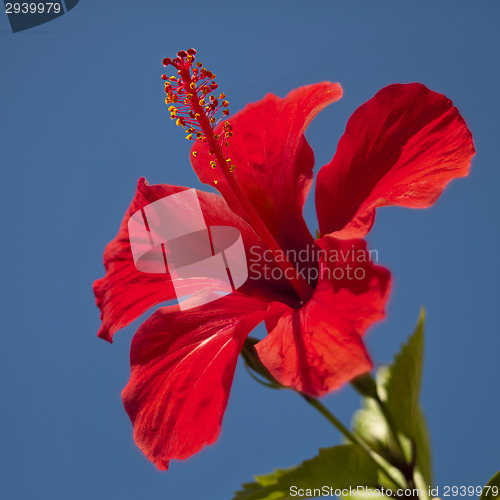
[162,49,233,157]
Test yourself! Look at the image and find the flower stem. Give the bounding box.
[301,394,407,492]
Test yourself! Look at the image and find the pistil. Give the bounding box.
[162,50,313,303]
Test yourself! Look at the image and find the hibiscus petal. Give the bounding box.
[315,83,475,238]
[255,237,390,397]
[94,177,279,342]
[121,293,280,470]
[191,82,343,253]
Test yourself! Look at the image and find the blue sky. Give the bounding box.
[0,1,499,499]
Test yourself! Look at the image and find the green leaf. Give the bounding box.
[234,468,294,500]
[233,482,270,500]
[480,471,500,500]
[233,445,379,500]
[383,308,432,486]
[385,307,425,439]
[351,309,433,488]
[413,406,432,488]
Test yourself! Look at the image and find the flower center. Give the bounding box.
[162,50,313,304]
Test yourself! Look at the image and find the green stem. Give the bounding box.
[301,394,407,491]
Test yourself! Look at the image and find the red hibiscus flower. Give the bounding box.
[94,49,474,470]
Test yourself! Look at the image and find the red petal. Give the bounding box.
[94,178,282,342]
[122,293,279,470]
[315,83,475,238]
[191,82,343,253]
[255,237,390,397]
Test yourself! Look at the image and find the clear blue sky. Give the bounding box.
[1,1,498,499]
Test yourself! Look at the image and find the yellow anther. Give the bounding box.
[185,134,193,140]
[196,62,202,67]
[226,158,231,163]
[222,100,229,107]
[210,95,215,101]
[176,119,183,126]
[225,131,233,137]
[196,132,203,138]
[168,105,176,112]
[219,93,226,99]
[210,117,216,124]
[169,76,176,81]
[229,165,235,172]
[199,99,205,106]
[187,55,194,62]
[187,127,194,133]
[214,134,220,140]
[190,82,196,90]
[210,161,216,168]
[211,73,216,79]
[192,151,198,157]
[214,180,218,184]
[195,113,201,118]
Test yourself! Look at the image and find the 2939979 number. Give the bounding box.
[443,485,499,497]
[5,2,61,14]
